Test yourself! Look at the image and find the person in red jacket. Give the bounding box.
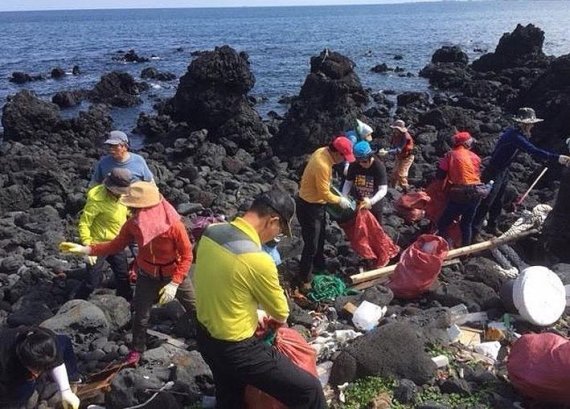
[436,131,486,246]
[59,182,194,365]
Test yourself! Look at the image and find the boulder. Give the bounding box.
[329,323,436,386]
[89,71,145,107]
[52,90,84,108]
[50,67,66,79]
[9,71,44,84]
[89,293,131,331]
[272,49,368,156]
[41,299,110,352]
[431,45,468,65]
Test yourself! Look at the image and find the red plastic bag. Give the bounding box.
[395,191,430,223]
[507,333,570,403]
[244,328,318,409]
[340,209,400,268]
[386,234,448,299]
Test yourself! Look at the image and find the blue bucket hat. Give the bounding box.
[353,141,373,160]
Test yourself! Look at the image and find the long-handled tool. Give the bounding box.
[513,167,548,210]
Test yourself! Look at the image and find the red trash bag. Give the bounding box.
[386,234,449,299]
[507,333,570,403]
[244,328,318,409]
[395,191,430,223]
[340,209,400,268]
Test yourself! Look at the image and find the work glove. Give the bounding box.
[84,256,97,266]
[558,155,570,166]
[338,196,351,209]
[359,197,372,210]
[60,389,80,409]
[377,148,389,157]
[59,242,90,255]
[158,282,179,305]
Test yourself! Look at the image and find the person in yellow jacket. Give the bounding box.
[73,168,133,301]
[297,136,355,290]
[193,189,326,409]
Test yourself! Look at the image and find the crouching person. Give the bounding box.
[0,327,80,409]
[60,181,194,365]
[193,190,327,409]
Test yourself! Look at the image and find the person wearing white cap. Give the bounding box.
[90,130,154,186]
[379,119,415,191]
[472,107,570,239]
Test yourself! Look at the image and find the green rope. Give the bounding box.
[308,274,359,302]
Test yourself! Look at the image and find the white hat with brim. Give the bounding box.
[513,107,543,124]
[119,181,161,208]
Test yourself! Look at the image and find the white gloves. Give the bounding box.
[61,389,80,409]
[85,256,97,266]
[59,242,90,255]
[558,155,570,166]
[377,149,389,157]
[158,282,179,305]
[338,197,351,209]
[360,197,372,210]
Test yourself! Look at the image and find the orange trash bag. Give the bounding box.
[244,327,318,409]
[340,209,400,268]
[508,333,570,404]
[386,234,448,299]
[394,191,430,223]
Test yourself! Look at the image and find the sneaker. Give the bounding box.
[123,350,141,366]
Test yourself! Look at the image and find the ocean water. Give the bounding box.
[0,1,569,133]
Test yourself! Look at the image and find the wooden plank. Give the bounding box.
[350,229,538,285]
[147,329,188,349]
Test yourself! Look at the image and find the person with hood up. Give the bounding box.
[0,327,80,409]
[90,130,154,186]
[297,136,355,290]
[342,140,388,226]
[436,132,485,246]
[472,107,570,238]
[193,189,326,409]
[379,119,415,191]
[59,182,194,365]
[74,167,133,301]
[342,119,374,176]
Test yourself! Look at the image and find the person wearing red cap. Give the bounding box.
[296,136,355,290]
[436,131,486,246]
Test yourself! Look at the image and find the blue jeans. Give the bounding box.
[12,335,79,405]
[437,199,480,246]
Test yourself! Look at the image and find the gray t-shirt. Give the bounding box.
[91,153,154,184]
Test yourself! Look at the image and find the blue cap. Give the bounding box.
[353,141,373,160]
[345,130,358,146]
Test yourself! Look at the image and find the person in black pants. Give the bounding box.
[342,141,388,226]
[472,108,570,238]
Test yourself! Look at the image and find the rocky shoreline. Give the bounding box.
[1,23,570,408]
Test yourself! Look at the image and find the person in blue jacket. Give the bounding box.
[472,107,570,238]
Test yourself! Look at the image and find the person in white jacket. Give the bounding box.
[342,141,388,225]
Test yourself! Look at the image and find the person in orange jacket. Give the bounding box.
[60,182,194,365]
[436,131,486,246]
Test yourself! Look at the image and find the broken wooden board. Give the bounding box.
[147,329,188,349]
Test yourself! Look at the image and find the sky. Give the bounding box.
[0,0,434,13]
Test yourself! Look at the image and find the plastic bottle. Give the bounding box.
[448,303,468,324]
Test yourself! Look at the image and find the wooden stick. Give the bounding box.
[350,229,538,285]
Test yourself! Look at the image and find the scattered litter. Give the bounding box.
[310,330,362,360]
[317,361,333,386]
[453,312,488,326]
[352,300,387,331]
[448,325,482,347]
[474,341,501,361]
[432,355,449,368]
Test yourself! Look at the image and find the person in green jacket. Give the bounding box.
[73,168,133,301]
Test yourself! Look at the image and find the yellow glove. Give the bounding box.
[158,282,179,305]
[85,256,97,266]
[59,242,90,255]
[61,389,80,409]
[359,197,372,210]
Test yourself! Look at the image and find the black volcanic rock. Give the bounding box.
[141,67,177,81]
[472,24,550,72]
[431,45,468,65]
[52,90,86,108]
[272,49,368,157]
[51,67,66,79]
[89,71,145,107]
[169,45,270,155]
[9,71,44,84]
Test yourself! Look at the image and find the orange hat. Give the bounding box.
[452,131,474,146]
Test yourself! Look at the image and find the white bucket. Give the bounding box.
[513,266,565,326]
